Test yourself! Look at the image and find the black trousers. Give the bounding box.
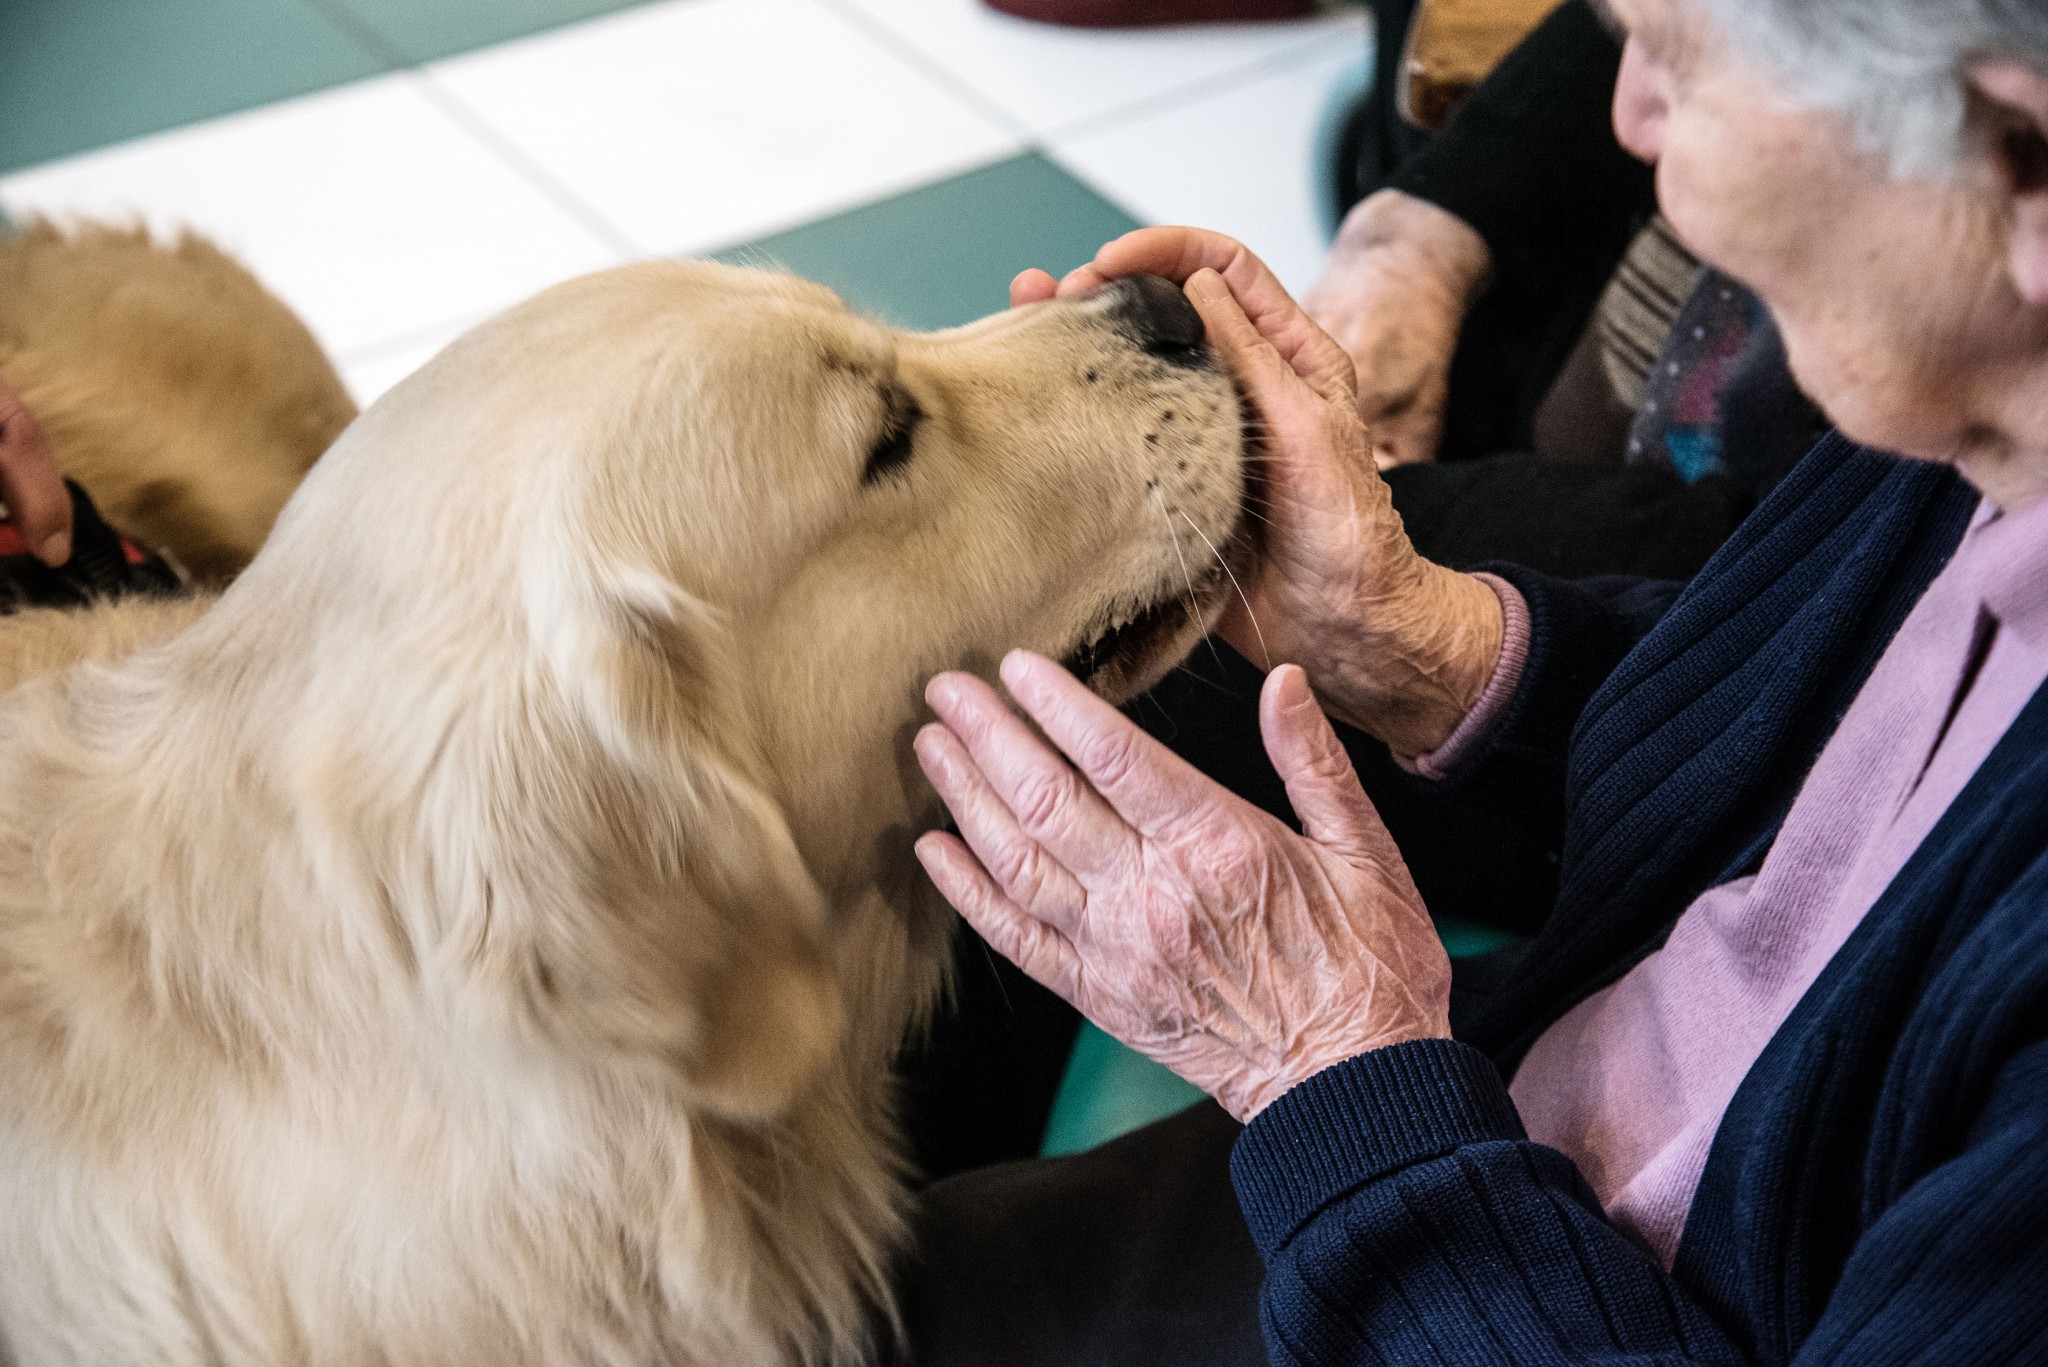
[898,1099,1263,1367]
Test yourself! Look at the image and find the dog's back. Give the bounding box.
[0,596,211,695]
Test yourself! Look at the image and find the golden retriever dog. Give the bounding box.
[0,220,357,580]
[0,259,1247,1365]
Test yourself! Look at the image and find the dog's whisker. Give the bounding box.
[1179,510,1270,674]
[1156,489,1230,678]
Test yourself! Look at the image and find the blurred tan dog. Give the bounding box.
[0,260,1246,1365]
[0,220,356,580]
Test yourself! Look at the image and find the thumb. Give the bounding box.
[1259,665,1385,863]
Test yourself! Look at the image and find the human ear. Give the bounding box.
[1970,61,2048,305]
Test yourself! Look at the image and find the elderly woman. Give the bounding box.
[904,0,2048,1361]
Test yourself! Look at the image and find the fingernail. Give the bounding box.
[37,531,70,567]
[925,674,960,712]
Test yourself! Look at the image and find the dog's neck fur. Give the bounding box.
[0,584,948,1365]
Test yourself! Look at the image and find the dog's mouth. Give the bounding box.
[1059,385,1265,700]
[1059,519,1254,701]
[1061,564,1220,689]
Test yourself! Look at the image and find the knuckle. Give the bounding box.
[1010,765,1078,836]
[1076,724,1144,792]
[987,829,1061,908]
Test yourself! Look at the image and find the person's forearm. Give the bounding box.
[1327,190,1492,313]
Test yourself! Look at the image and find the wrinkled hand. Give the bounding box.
[914,652,1450,1122]
[1302,191,1492,470]
[0,374,72,566]
[1013,226,1501,757]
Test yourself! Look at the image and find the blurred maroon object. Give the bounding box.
[984,0,1315,25]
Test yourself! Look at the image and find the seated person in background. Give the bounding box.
[1316,0,1825,580]
[900,0,2048,1362]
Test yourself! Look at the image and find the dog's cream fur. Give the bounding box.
[0,221,357,581]
[0,259,1245,1365]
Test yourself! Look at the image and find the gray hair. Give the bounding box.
[1700,0,2048,178]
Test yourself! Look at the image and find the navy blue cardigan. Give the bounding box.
[1228,434,2048,1364]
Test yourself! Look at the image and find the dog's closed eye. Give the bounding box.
[862,389,921,485]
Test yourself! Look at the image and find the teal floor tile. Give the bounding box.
[315,0,661,67]
[0,0,384,174]
[712,153,1143,332]
[1435,913,1519,959]
[1041,918,1521,1155]
[1041,1023,1206,1157]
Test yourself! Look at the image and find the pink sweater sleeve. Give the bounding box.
[1400,573,1530,781]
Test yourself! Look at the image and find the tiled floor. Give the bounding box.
[0,0,1376,1149]
[0,0,1371,406]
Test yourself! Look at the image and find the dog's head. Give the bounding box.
[241,260,1247,1120]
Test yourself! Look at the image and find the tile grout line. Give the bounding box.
[824,0,1363,155]
[333,310,491,367]
[291,0,648,261]
[1039,24,1365,148]
[810,0,1042,148]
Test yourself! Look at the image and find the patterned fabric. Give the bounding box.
[1624,268,1768,484]
[0,480,182,614]
[1595,214,1701,414]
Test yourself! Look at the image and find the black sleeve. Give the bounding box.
[1387,0,1655,301]
[1428,565,1680,854]
[1385,0,1660,461]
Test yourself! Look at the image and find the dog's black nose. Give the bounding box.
[1108,274,1209,366]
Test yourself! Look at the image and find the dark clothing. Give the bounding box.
[1237,434,2048,1363]
[0,481,180,613]
[1385,0,1655,465]
[901,1100,1264,1367]
[1354,2,1824,583]
[904,436,2048,1364]
[1384,452,1747,580]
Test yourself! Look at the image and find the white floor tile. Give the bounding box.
[833,0,1366,140]
[1048,38,1359,297]
[337,322,477,409]
[428,0,1023,259]
[0,74,627,361]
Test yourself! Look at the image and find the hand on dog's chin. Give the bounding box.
[912,658,1453,1125]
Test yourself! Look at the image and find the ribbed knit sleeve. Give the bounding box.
[1228,1033,2048,1365]
[1229,1040,1526,1255]
[1418,565,1680,851]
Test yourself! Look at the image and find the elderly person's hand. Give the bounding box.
[0,373,73,566]
[914,652,1450,1122]
[1012,227,1503,759]
[1300,190,1492,469]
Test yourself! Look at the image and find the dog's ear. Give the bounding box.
[500,554,845,1122]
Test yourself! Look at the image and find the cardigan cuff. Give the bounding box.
[1401,574,1530,780]
[1228,1038,1526,1260]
